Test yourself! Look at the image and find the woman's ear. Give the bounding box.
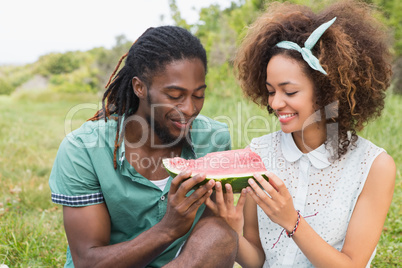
[132,77,147,99]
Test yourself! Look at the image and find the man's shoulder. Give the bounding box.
[191,114,230,141]
[192,114,228,131]
[190,115,231,155]
[49,119,117,208]
[63,118,117,149]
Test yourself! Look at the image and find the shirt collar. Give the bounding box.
[281,132,331,169]
[115,114,126,169]
[118,139,126,169]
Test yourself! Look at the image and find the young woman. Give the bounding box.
[206,1,395,267]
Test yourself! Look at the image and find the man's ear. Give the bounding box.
[132,77,147,99]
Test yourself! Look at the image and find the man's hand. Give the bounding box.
[160,170,215,239]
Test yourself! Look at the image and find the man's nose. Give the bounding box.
[179,97,197,116]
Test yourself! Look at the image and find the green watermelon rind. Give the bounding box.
[163,159,269,193]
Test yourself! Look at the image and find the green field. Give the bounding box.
[0,87,401,267]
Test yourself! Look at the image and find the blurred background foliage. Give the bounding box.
[0,0,401,95]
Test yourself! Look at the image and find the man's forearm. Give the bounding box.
[71,223,177,268]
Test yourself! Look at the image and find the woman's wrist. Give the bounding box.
[285,210,301,237]
[284,210,300,234]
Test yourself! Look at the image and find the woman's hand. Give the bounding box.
[247,172,298,232]
[205,182,247,235]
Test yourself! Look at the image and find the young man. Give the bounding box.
[49,26,237,267]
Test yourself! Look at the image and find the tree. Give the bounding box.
[34,52,82,76]
[168,0,191,31]
[92,35,133,91]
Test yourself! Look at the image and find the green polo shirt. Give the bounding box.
[49,114,231,268]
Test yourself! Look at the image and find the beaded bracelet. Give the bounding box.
[286,210,301,238]
[272,211,319,248]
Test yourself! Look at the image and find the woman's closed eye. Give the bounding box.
[285,91,298,96]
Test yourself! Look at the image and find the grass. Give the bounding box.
[0,85,400,267]
[0,91,98,266]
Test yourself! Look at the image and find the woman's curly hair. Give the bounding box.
[234,0,393,159]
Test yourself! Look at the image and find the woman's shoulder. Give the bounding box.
[341,136,394,189]
[346,135,385,158]
[369,151,396,193]
[362,135,396,178]
[371,151,395,171]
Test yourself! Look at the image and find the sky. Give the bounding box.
[0,0,233,65]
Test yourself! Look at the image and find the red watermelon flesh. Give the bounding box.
[163,148,267,179]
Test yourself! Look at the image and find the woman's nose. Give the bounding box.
[269,93,286,110]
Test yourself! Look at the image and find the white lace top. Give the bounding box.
[249,131,384,267]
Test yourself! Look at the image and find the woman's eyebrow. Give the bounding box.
[265,81,296,87]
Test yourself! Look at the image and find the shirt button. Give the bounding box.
[160,196,165,201]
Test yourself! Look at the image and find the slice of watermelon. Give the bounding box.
[162,148,268,193]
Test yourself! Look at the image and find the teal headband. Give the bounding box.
[276,17,337,75]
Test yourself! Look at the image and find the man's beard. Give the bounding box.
[145,93,192,147]
[145,114,190,147]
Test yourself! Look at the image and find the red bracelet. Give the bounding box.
[286,210,300,238]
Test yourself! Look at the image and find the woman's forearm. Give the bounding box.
[236,236,265,268]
